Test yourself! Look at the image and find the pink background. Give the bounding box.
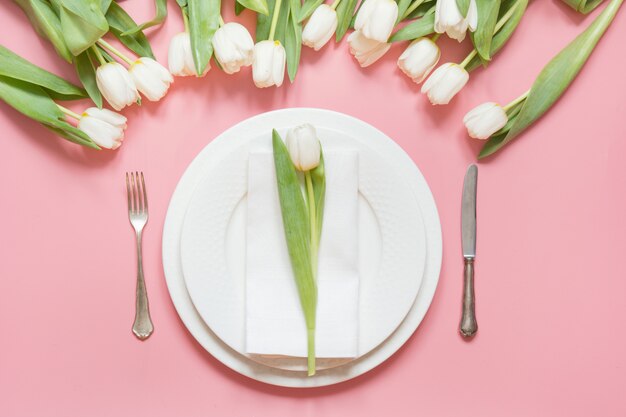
[1,1,626,416]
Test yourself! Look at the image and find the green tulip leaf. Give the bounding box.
[120,0,168,36]
[237,0,270,15]
[299,0,324,22]
[188,0,221,75]
[562,0,605,13]
[471,0,500,61]
[235,0,245,15]
[57,0,109,56]
[479,0,623,158]
[389,12,435,42]
[74,50,102,108]
[404,0,436,19]
[285,0,302,82]
[0,46,86,100]
[335,0,359,41]
[100,0,112,12]
[256,0,274,39]
[106,2,155,59]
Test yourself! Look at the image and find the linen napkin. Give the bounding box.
[246,149,359,358]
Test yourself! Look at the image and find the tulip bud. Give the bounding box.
[95,62,139,111]
[434,0,477,42]
[347,30,391,67]
[129,57,174,102]
[286,124,321,171]
[463,102,508,140]
[252,40,286,88]
[77,107,127,150]
[302,5,338,51]
[421,63,469,105]
[168,32,205,77]
[397,38,440,84]
[212,22,255,74]
[354,0,398,43]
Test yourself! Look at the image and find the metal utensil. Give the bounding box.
[126,172,154,340]
[460,164,478,337]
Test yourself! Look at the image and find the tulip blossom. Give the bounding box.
[421,63,469,105]
[212,22,255,74]
[397,38,441,84]
[302,4,338,51]
[252,40,286,88]
[129,57,174,101]
[95,62,140,111]
[286,124,321,171]
[434,0,477,42]
[354,0,398,43]
[347,30,391,67]
[168,32,204,77]
[463,102,508,139]
[77,108,127,150]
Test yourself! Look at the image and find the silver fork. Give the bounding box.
[126,172,154,340]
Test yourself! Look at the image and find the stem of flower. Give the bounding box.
[331,0,342,10]
[97,39,135,66]
[183,9,190,32]
[307,327,316,376]
[56,104,82,120]
[268,0,283,41]
[459,49,478,68]
[503,89,530,112]
[91,46,107,65]
[431,33,441,42]
[401,0,425,20]
[305,171,318,279]
[494,0,521,33]
[219,15,225,27]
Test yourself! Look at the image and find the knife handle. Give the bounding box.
[460,258,478,337]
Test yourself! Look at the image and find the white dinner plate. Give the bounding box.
[162,108,442,387]
[179,127,427,371]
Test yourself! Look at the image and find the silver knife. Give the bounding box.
[460,164,478,337]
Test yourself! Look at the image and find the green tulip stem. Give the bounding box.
[503,89,530,112]
[331,0,342,10]
[219,15,225,27]
[183,9,190,32]
[401,0,425,20]
[57,104,81,121]
[305,170,318,278]
[91,46,107,65]
[460,49,478,68]
[268,0,283,41]
[97,39,135,66]
[430,33,441,42]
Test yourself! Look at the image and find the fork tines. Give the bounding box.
[125,172,148,215]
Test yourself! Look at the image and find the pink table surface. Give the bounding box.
[1,1,626,416]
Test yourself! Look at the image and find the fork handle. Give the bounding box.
[132,231,153,340]
[460,258,477,337]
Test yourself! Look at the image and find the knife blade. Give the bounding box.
[460,164,478,337]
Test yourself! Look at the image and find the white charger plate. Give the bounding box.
[162,108,442,387]
[179,127,427,371]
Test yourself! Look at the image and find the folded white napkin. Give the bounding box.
[246,149,359,358]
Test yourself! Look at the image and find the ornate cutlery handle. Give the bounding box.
[460,258,477,337]
[132,231,153,340]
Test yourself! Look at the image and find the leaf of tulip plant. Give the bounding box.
[74,50,103,108]
[479,0,624,158]
[471,0,500,61]
[465,0,527,71]
[100,0,112,12]
[285,0,303,82]
[256,0,273,40]
[57,0,110,56]
[562,0,604,13]
[272,130,318,376]
[14,0,73,63]
[335,0,359,41]
[456,0,470,16]
[120,0,168,35]
[0,76,98,149]
[389,12,435,42]
[0,46,87,100]
[235,0,245,14]
[237,0,270,15]
[188,0,221,75]
[106,2,155,59]
[404,1,436,19]
[299,0,324,22]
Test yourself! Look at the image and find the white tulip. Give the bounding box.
[434,0,477,42]
[129,57,174,102]
[354,0,398,42]
[463,102,508,139]
[397,38,440,84]
[95,62,139,111]
[421,63,469,105]
[168,32,204,77]
[347,30,391,67]
[252,40,286,88]
[302,5,338,51]
[78,107,127,150]
[286,124,321,171]
[212,23,255,74]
